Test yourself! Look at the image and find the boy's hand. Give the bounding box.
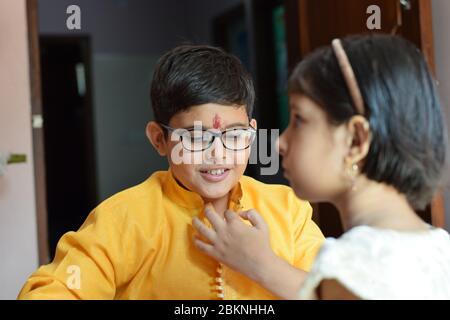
[192,204,276,283]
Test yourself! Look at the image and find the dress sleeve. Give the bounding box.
[298,234,379,300]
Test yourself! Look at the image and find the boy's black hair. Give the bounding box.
[288,34,447,210]
[150,44,255,125]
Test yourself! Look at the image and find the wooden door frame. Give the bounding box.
[386,0,444,228]
[26,0,49,264]
[411,0,445,228]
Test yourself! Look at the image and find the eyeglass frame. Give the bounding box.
[159,123,257,152]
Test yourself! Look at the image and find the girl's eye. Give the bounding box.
[293,114,303,128]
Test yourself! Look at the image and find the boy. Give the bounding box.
[18,45,324,299]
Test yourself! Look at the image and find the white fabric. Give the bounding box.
[298,225,450,300]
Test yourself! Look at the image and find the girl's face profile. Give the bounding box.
[277,93,350,203]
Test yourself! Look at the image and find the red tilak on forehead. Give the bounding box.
[212,114,222,129]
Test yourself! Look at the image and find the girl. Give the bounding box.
[192,34,450,299]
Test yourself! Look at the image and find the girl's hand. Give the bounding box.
[192,204,276,282]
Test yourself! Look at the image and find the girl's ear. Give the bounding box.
[250,118,257,130]
[146,121,167,156]
[345,115,371,165]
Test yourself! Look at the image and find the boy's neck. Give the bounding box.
[171,174,231,217]
[204,194,230,218]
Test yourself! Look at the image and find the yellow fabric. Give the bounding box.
[18,170,324,300]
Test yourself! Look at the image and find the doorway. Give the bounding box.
[39,36,97,259]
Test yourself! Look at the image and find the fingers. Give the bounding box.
[204,204,225,230]
[202,204,244,232]
[224,210,238,223]
[239,209,268,232]
[192,217,217,244]
[192,236,218,260]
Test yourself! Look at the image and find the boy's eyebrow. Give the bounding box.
[182,122,249,130]
[224,122,249,129]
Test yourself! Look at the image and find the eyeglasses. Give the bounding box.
[159,123,257,152]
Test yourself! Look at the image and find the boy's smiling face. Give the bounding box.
[151,103,256,202]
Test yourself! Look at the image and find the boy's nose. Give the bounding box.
[208,136,226,160]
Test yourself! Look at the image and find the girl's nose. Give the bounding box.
[277,131,287,156]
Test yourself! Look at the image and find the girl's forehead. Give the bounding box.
[289,94,310,112]
[290,94,320,111]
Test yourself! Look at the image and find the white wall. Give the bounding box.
[38,0,191,54]
[185,0,244,43]
[92,54,167,199]
[432,0,450,231]
[0,0,39,299]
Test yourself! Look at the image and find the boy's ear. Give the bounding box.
[146,121,167,156]
[345,115,371,165]
[250,118,257,129]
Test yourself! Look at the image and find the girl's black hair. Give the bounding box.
[289,34,447,209]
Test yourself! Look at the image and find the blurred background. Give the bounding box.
[1,0,450,299]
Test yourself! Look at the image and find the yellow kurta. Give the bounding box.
[18,170,324,300]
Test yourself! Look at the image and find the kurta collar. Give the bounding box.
[162,169,243,211]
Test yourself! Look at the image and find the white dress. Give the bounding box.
[298,225,450,299]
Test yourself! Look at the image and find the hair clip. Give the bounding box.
[331,39,365,115]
